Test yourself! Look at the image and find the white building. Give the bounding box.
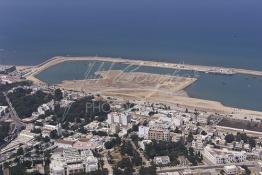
[153,156,170,165]
[107,112,132,126]
[50,149,98,175]
[0,106,8,117]
[223,165,237,175]
[55,140,74,149]
[196,114,208,125]
[203,146,246,164]
[109,123,120,134]
[37,100,55,115]
[192,135,204,150]
[138,125,149,138]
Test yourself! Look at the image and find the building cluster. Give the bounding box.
[49,149,98,175]
[2,83,262,175]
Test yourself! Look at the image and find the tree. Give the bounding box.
[225,134,235,143]
[187,132,194,143]
[120,141,133,156]
[54,89,63,101]
[201,130,207,135]
[50,130,58,139]
[0,122,10,140]
[241,165,251,175]
[17,147,24,156]
[139,166,156,175]
[131,152,142,166]
[117,158,133,173]
[248,137,256,150]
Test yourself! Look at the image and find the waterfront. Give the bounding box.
[35,59,262,111]
[1,0,262,70]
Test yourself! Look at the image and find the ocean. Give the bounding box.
[1,0,262,111]
[0,0,262,70]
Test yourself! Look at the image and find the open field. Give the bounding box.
[56,70,196,96]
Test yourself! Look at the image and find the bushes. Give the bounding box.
[61,96,111,123]
[0,122,10,140]
[8,89,53,118]
[104,137,121,149]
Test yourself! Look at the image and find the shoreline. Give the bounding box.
[27,56,262,77]
[23,56,262,119]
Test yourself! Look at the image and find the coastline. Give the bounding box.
[28,56,262,78]
[22,56,262,120]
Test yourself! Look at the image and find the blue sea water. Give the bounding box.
[0,0,262,70]
[1,0,262,111]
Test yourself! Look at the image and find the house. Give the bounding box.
[223,165,237,175]
[138,125,149,138]
[154,156,170,165]
[55,140,75,149]
[203,146,246,164]
[0,106,8,117]
[50,149,98,175]
[107,112,132,126]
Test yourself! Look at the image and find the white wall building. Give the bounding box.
[0,106,8,117]
[50,149,98,175]
[154,156,170,165]
[138,125,149,138]
[203,146,246,164]
[223,165,237,175]
[107,112,132,126]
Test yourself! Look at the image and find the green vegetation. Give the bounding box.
[54,88,63,101]
[16,147,24,156]
[8,88,53,118]
[0,92,7,106]
[113,158,134,175]
[187,132,194,143]
[0,122,10,140]
[120,140,142,166]
[144,140,202,165]
[0,81,32,92]
[113,140,143,175]
[122,102,135,110]
[9,161,35,175]
[139,166,157,175]
[57,96,111,123]
[104,137,121,149]
[225,132,257,149]
[241,165,251,175]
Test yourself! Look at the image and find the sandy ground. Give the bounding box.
[57,70,196,97]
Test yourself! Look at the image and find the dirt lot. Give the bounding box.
[57,70,196,98]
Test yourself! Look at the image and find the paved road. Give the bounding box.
[3,92,25,131]
[126,138,150,167]
[157,161,257,173]
[102,153,113,175]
